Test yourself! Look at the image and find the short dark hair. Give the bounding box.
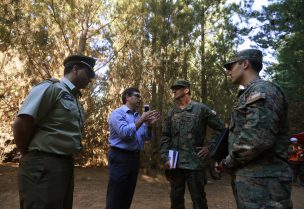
[64,63,89,75]
[238,60,263,72]
[122,87,140,104]
[249,60,263,72]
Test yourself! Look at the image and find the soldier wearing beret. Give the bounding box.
[160,80,225,209]
[13,55,96,209]
[217,49,293,208]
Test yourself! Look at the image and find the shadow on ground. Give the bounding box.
[1,163,303,209]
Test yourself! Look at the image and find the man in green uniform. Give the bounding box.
[217,49,293,209]
[12,55,96,209]
[160,80,225,209]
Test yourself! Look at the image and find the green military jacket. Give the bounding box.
[226,78,292,178]
[160,101,225,170]
[18,77,85,155]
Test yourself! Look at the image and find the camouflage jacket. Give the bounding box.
[160,101,225,170]
[226,78,292,178]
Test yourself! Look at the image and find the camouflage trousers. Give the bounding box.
[169,168,208,209]
[231,175,293,209]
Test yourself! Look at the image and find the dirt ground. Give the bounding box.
[1,163,303,209]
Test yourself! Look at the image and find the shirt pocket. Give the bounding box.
[171,113,182,136]
[232,103,247,130]
[183,113,199,134]
[53,98,80,122]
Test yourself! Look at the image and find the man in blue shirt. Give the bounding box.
[105,87,160,209]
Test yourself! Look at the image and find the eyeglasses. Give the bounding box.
[131,93,141,98]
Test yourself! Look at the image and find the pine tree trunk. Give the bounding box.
[200,6,207,103]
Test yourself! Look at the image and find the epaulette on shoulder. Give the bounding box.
[46,78,60,83]
[35,78,60,87]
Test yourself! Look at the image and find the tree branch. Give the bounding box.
[50,0,73,54]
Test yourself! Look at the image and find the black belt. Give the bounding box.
[29,150,73,159]
[110,146,140,154]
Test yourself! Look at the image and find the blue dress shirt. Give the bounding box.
[108,105,151,151]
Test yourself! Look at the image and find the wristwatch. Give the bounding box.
[222,159,230,169]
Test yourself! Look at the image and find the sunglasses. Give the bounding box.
[76,67,95,79]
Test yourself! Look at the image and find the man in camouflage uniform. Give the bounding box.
[217,49,293,209]
[160,80,225,209]
[13,55,96,209]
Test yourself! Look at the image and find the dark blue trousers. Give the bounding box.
[105,147,140,209]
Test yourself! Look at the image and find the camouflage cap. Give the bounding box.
[170,80,190,89]
[223,49,263,70]
[63,55,96,78]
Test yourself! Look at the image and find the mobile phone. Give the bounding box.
[144,104,150,112]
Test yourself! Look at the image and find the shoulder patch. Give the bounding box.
[61,92,74,101]
[246,92,265,105]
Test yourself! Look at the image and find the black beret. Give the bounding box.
[63,55,96,78]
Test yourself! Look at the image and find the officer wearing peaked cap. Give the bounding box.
[217,49,293,208]
[64,54,96,78]
[160,79,225,209]
[13,54,96,209]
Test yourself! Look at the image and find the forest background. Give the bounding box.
[0,0,303,170]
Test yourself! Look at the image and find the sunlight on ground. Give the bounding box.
[141,174,165,183]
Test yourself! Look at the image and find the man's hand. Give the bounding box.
[136,110,159,130]
[144,110,160,126]
[215,161,224,173]
[164,161,171,170]
[12,152,23,163]
[12,115,35,155]
[215,159,233,175]
[196,146,209,159]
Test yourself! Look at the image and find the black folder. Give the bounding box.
[211,128,229,163]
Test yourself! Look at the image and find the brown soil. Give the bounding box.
[0,163,303,209]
